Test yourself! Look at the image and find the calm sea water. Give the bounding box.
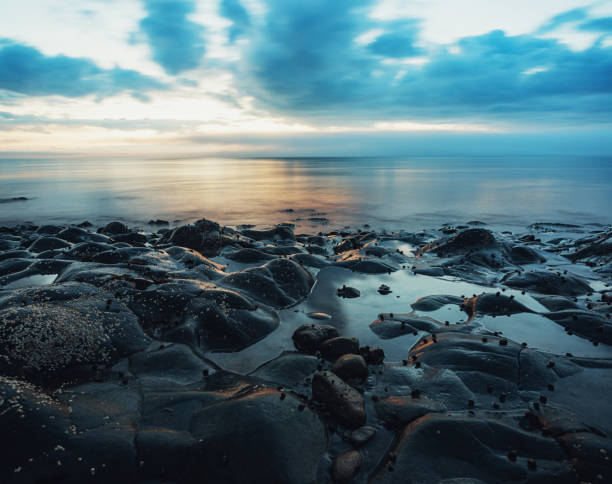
[1,156,611,231]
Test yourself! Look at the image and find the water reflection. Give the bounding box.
[0,156,610,230]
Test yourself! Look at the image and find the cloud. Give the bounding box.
[367,20,422,58]
[139,0,205,75]
[220,0,251,43]
[579,17,612,32]
[234,3,612,122]
[0,40,165,99]
[241,0,383,111]
[536,7,589,33]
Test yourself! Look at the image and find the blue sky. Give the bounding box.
[0,0,611,156]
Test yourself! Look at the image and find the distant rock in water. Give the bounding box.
[0,196,28,203]
[99,221,130,235]
[148,219,170,226]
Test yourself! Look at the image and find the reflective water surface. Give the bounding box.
[1,156,611,230]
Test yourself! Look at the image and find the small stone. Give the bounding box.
[349,426,376,447]
[332,450,363,482]
[332,354,368,381]
[360,346,385,365]
[337,286,361,298]
[292,324,340,354]
[321,337,360,361]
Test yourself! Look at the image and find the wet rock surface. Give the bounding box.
[1,221,612,483]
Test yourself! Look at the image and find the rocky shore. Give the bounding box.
[1,218,611,483]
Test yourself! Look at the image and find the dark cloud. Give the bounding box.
[242,0,383,110]
[139,0,205,74]
[234,2,612,122]
[220,0,251,43]
[398,30,612,107]
[0,40,164,99]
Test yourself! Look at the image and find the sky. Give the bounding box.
[0,0,611,157]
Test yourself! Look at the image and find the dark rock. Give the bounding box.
[349,425,376,447]
[163,219,241,257]
[57,226,111,243]
[360,346,385,365]
[374,395,446,427]
[0,286,150,382]
[28,236,71,253]
[409,332,568,392]
[332,354,368,381]
[337,285,360,298]
[411,294,463,312]
[35,225,63,235]
[112,232,147,245]
[136,427,199,481]
[241,225,294,241]
[64,242,114,260]
[370,315,439,339]
[190,386,327,484]
[461,293,534,318]
[543,310,612,345]
[223,258,314,308]
[224,248,276,263]
[558,432,612,483]
[98,221,129,235]
[417,229,498,257]
[413,266,445,277]
[332,450,363,482]
[0,258,32,277]
[334,237,362,254]
[534,295,580,312]
[250,352,320,388]
[369,414,569,484]
[502,270,592,296]
[509,245,547,264]
[312,371,366,428]
[129,344,214,385]
[567,231,612,261]
[291,253,330,268]
[321,336,360,361]
[0,196,28,203]
[335,259,397,274]
[292,324,340,354]
[0,249,31,262]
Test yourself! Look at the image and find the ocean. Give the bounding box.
[1,155,611,230]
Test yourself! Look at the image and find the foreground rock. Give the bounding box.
[292,323,339,354]
[1,218,611,483]
[312,371,366,428]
